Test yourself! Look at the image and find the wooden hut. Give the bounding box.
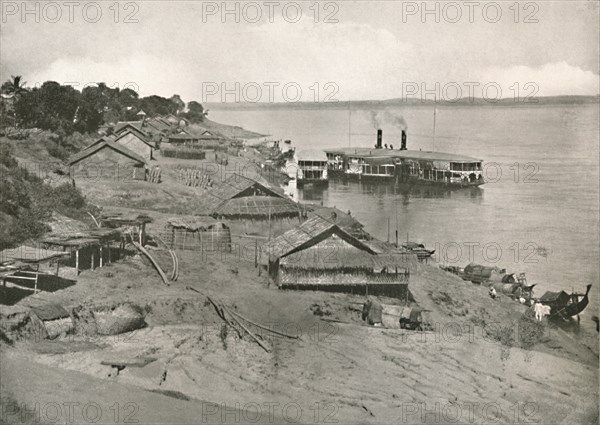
[114,121,148,139]
[163,217,231,252]
[69,140,147,182]
[208,174,301,234]
[113,130,155,161]
[263,216,417,299]
[307,206,369,240]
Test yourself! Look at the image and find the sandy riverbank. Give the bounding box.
[1,244,597,424]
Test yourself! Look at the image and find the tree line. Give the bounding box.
[0,76,207,135]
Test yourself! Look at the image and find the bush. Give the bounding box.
[0,144,92,249]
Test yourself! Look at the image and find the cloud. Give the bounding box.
[479,62,599,97]
[4,3,598,102]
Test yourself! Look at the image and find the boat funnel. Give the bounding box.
[377,129,383,149]
[401,130,407,150]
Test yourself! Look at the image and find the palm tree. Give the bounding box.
[1,76,28,127]
[1,75,28,98]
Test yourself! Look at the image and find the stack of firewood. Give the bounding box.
[177,168,213,188]
[147,166,162,183]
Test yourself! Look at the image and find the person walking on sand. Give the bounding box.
[489,286,497,299]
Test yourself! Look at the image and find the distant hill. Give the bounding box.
[206,95,599,111]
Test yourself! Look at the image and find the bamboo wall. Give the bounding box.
[163,226,232,252]
[279,269,410,299]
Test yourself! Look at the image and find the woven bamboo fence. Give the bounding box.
[162,221,232,252]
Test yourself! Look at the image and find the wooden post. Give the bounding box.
[56,260,60,276]
[75,249,80,276]
[91,248,95,271]
[99,245,103,268]
[34,264,39,294]
[254,239,258,268]
[387,217,390,243]
[108,244,111,263]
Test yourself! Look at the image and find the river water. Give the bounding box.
[211,104,599,336]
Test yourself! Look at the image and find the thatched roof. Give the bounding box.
[206,174,284,210]
[281,237,418,271]
[0,245,70,264]
[83,135,116,151]
[212,196,299,218]
[69,140,146,165]
[167,216,226,231]
[114,121,147,136]
[100,212,153,226]
[144,118,171,133]
[307,206,364,232]
[264,215,375,259]
[113,129,154,148]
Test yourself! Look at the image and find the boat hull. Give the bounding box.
[296,179,329,188]
[330,172,484,188]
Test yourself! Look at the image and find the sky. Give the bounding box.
[1,0,598,102]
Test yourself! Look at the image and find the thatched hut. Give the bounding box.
[307,206,369,240]
[264,216,417,299]
[163,217,231,252]
[208,174,301,234]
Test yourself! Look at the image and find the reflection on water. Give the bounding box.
[215,104,599,341]
[290,178,484,206]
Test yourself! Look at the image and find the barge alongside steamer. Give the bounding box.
[325,129,484,187]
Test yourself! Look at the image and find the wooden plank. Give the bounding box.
[100,357,157,368]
